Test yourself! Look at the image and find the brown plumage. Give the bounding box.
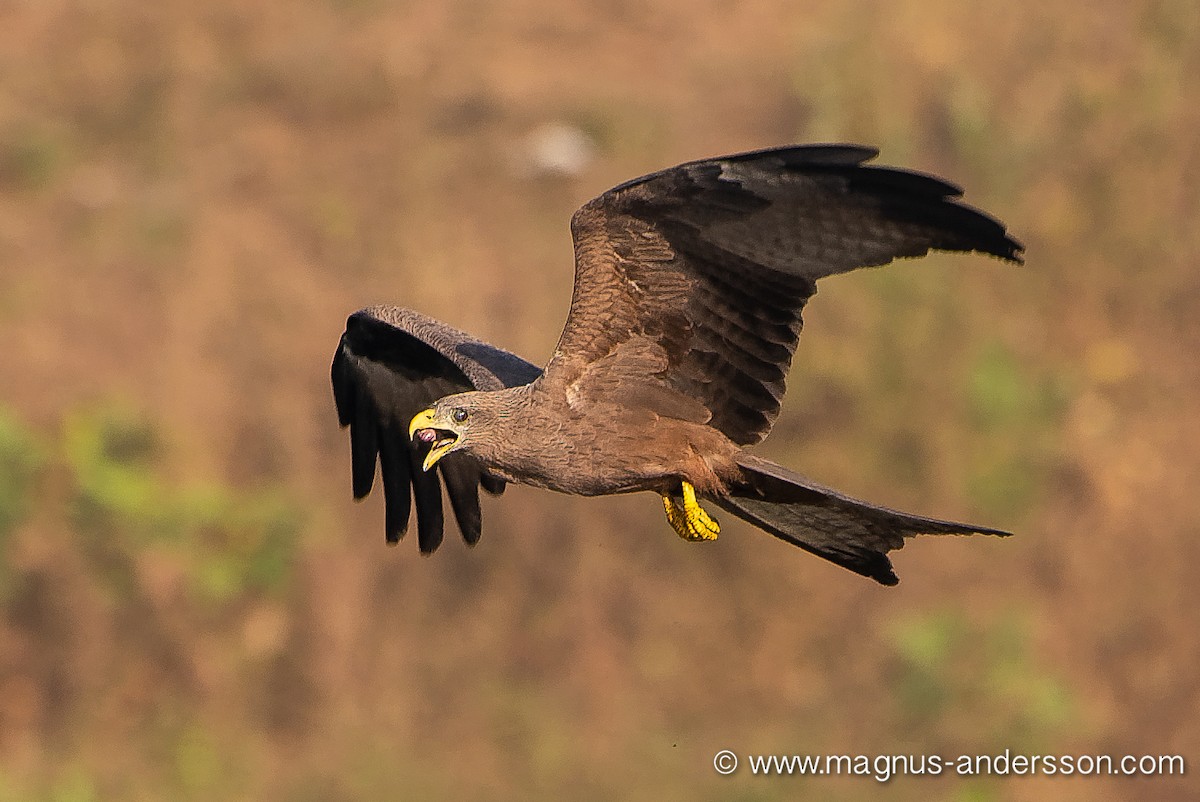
[331,144,1023,584]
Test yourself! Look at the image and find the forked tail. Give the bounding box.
[716,454,1010,585]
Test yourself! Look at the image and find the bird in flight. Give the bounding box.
[331,144,1023,584]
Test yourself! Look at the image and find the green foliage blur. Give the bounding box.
[64,403,300,606]
[0,408,44,585]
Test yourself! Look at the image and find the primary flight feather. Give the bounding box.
[331,144,1023,584]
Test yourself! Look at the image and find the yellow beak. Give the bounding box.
[409,408,452,472]
[409,408,436,441]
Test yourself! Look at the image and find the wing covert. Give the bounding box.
[549,144,1024,446]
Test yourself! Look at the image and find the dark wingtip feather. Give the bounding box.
[441,459,484,546]
[948,205,1024,265]
[840,163,1025,266]
[330,340,355,427]
[334,338,380,500]
[349,404,379,500]
[410,455,445,554]
[967,221,1024,265]
[377,428,412,544]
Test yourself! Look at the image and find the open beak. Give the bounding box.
[409,408,458,472]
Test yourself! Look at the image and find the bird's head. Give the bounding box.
[409,392,488,471]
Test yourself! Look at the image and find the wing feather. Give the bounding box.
[331,307,541,549]
[549,144,1023,446]
[440,460,484,546]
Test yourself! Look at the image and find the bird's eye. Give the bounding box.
[452,407,468,423]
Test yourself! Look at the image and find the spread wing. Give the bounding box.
[549,144,1024,445]
[331,306,541,551]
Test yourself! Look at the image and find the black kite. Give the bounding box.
[331,144,1023,584]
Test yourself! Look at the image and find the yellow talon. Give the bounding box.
[661,481,720,541]
[662,494,686,536]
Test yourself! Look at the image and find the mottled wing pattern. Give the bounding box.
[331,307,541,551]
[552,144,1024,445]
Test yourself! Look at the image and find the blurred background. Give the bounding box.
[1,0,1197,799]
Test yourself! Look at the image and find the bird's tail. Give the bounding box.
[715,453,1010,585]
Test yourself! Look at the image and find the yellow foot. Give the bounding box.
[661,481,720,542]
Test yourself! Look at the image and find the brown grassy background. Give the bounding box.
[1,0,1198,799]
